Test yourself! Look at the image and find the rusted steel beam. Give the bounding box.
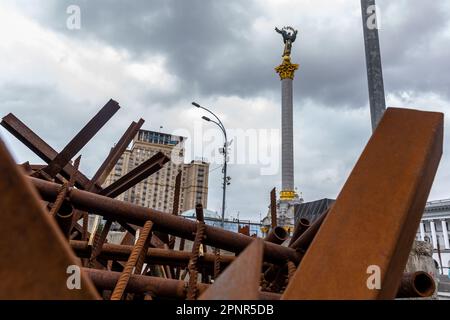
[19,161,33,174]
[43,99,120,178]
[396,272,436,298]
[89,118,144,189]
[283,108,443,300]
[0,138,99,299]
[1,113,92,190]
[265,226,288,245]
[29,164,46,171]
[100,151,170,198]
[30,177,300,263]
[199,239,263,300]
[270,188,277,228]
[288,218,310,246]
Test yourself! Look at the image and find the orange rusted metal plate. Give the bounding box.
[0,139,99,299]
[282,108,443,300]
[199,239,264,300]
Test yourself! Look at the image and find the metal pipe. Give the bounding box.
[289,209,328,251]
[396,272,436,298]
[265,226,288,245]
[85,268,280,300]
[30,176,300,263]
[289,218,310,246]
[55,208,74,238]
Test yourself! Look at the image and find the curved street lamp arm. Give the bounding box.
[193,102,227,139]
[207,119,227,143]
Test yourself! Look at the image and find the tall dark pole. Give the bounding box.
[361,0,386,131]
[192,102,228,228]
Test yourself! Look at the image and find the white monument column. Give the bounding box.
[430,220,437,249]
[274,26,300,228]
[441,219,450,249]
[419,222,425,241]
[276,58,298,199]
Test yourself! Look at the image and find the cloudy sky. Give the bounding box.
[1,0,449,221]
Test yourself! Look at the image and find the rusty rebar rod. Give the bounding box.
[187,221,206,300]
[88,220,113,267]
[111,220,153,300]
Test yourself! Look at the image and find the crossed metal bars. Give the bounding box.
[0,101,443,300]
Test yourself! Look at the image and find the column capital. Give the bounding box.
[275,56,299,80]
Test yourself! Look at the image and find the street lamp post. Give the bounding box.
[192,102,229,228]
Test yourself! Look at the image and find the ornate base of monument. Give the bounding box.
[280,190,296,201]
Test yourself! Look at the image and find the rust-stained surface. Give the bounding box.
[199,239,264,300]
[1,113,92,189]
[283,108,443,299]
[270,187,277,228]
[396,272,436,298]
[265,226,288,245]
[100,151,169,198]
[29,176,299,263]
[70,240,235,267]
[289,218,310,246]
[0,139,99,299]
[89,118,144,189]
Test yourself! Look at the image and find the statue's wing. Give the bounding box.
[275,27,282,34]
[291,30,298,42]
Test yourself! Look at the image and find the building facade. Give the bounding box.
[182,160,209,210]
[103,129,209,214]
[415,199,450,275]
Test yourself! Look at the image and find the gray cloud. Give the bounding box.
[18,0,450,108]
[1,0,449,220]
